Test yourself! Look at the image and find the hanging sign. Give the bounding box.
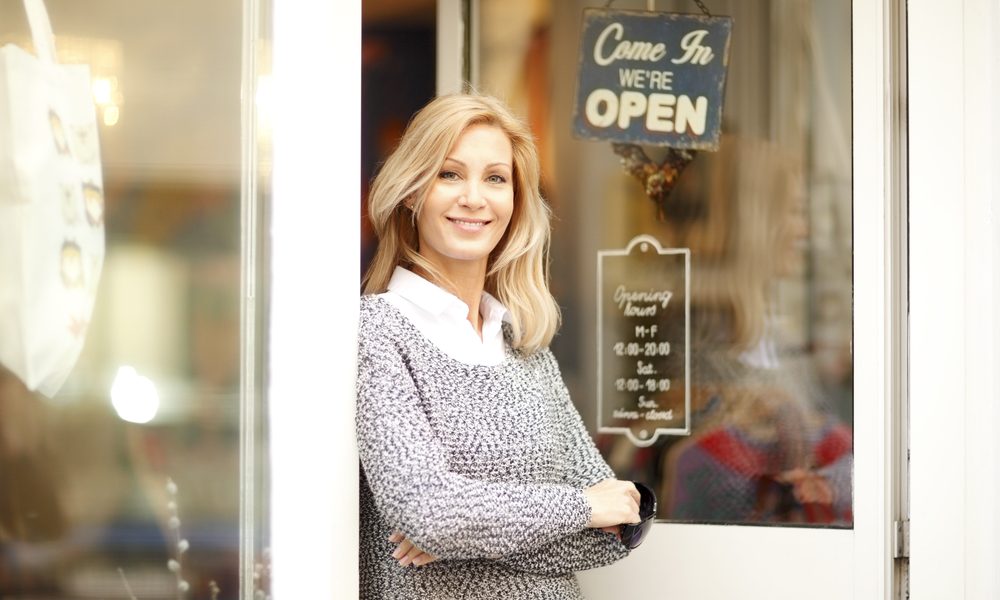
[573,9,732,150]
[597,235,690,446]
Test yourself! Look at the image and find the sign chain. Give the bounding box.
[693,0,712,16]
[603,0,713,15]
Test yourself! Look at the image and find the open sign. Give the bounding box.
[573,9,732,150]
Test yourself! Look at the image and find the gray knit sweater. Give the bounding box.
[357,295,629,599]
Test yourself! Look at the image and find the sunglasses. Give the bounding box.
[620,481,657,550]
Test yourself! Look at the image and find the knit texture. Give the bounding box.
[357,295,629,599]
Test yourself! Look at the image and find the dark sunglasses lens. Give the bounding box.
[631,518,653,548]
[621,482,657,549]
[634,482,657,515]
[621,517,653,549]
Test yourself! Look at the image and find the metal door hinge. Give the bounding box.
[893,519,910,559]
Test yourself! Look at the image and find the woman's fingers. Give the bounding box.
[584,479,643,527]
[412,551,438,567]
[628,482,641,506]
[402,544,438,567]
[389,534,438,567]
[399,543,425,566]
[779,469,835,506]
[391,538,413,560]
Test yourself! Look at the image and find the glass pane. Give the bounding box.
[0,0,270,597]
[477,0,853,527]
[362,0,437,270]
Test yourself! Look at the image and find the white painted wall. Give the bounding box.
[269,1,360,598]
[909,0,998,598]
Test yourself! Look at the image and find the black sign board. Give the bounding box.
[598,235,690,446]
[573,9,732,150]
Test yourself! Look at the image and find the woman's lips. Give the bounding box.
[447,216,491,231]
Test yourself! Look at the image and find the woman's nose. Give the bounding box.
[458,182,486,208]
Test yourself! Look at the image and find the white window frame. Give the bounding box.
[909,0,999,598]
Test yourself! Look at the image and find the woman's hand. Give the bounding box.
[389,531,438,567]
[583,479,641,529]
[778,468,834,505]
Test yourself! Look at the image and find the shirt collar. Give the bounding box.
[480,290,512,326]
[387,266,510,325]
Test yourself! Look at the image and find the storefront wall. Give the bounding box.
[0,0,995,598]
[272,0,1000,598]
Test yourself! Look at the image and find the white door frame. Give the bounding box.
[909,0,999,598]
[268,0,361,598]
[577,1,898,595]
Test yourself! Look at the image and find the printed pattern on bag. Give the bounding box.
[0,3,106,396]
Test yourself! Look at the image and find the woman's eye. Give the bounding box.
[439,170,459,181]
[486,174,507,184]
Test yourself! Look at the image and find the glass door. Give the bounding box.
[464,0,898,596]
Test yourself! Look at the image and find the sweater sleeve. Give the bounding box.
[490,350,630,574]
[544,349,619,489]
[355,317,592,561]
[492,528,629,575]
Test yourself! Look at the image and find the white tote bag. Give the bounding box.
[0,0,105,397]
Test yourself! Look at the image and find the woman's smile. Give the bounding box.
[446,216,492,231]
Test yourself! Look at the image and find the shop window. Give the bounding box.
[477,0,853,527]
[0,0,269,597]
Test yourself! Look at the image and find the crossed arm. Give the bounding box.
[356,334,636,575]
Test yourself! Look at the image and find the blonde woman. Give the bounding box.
[356,93,644,599]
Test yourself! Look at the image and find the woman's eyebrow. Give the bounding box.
[443,157,512,170]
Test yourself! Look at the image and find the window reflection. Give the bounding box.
[477,0,853,526]
[0,0,258,596]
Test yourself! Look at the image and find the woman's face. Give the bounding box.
[415,123,515,278]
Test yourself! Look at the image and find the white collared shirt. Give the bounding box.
[379,267,510,366]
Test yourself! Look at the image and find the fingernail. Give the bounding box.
[392,548,402,559]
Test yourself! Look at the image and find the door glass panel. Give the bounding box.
[362,0,437,269]
[0,0,269,597]
[477,0,853,527]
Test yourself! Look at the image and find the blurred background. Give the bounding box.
[0,0,268,597]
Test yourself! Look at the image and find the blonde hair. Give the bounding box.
[363,93,559,354]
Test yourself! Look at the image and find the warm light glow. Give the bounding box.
[103,105,120,127]
[110,366,160,424]
[92,77,113,105]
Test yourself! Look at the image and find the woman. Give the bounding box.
[357,93,641,599]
